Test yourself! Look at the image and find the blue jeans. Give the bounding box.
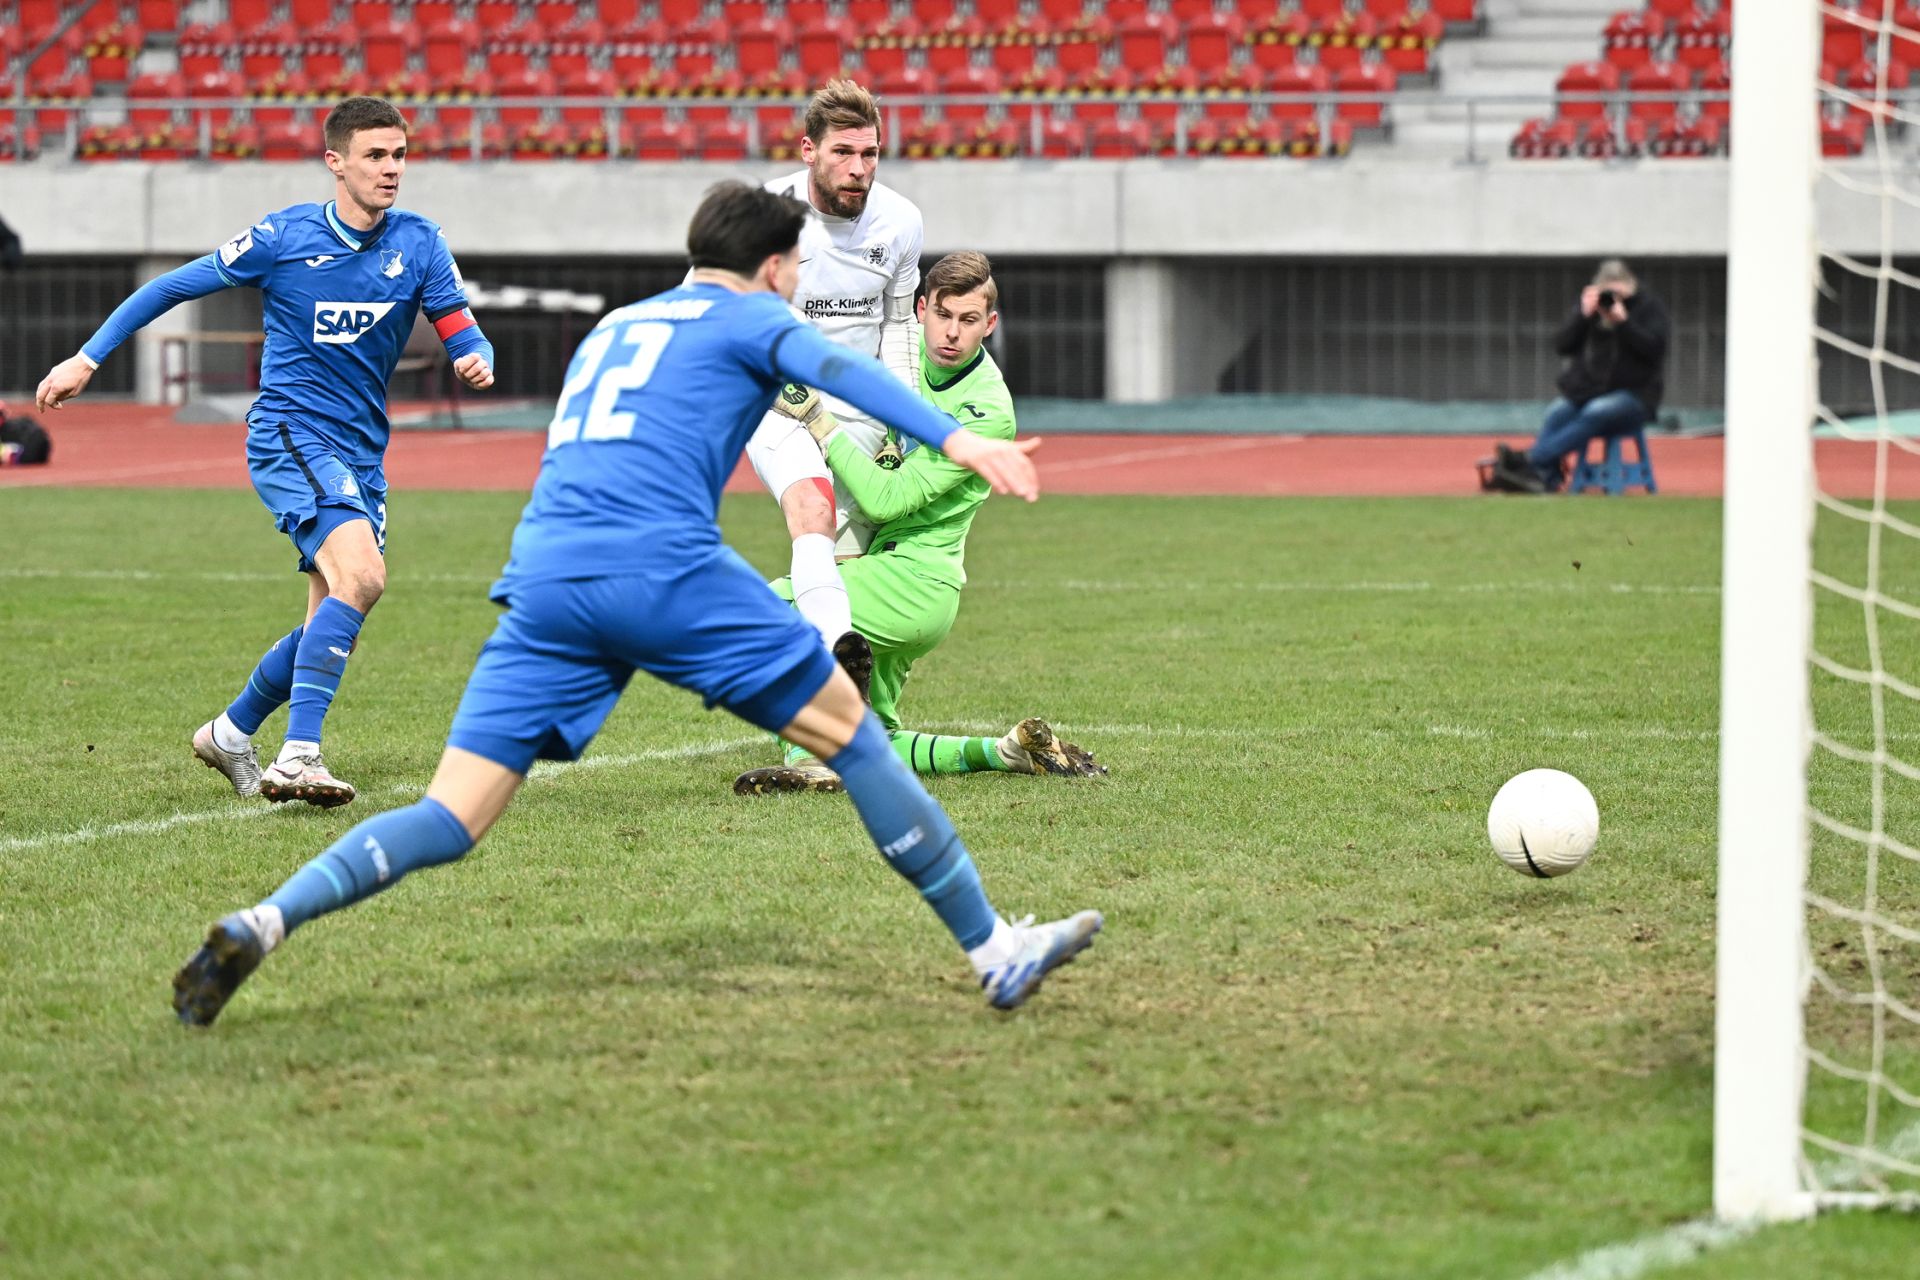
[1527,391,1650,488]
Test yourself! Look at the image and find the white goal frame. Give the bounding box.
[1713,0,1822,1224]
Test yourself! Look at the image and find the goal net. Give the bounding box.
[1717,0,1920,1220]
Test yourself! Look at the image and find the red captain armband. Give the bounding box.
[433,308,477,342]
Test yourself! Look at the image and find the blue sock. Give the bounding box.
[225,625,303,736]
[286,598,366,746]
[827,711,998,951]
[263,797,474,933]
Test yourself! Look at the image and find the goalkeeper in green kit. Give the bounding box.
[735,251,1105,795]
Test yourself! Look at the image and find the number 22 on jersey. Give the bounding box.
[547,321,675,448]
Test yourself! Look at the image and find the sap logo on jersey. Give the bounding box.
[313,301,397,344]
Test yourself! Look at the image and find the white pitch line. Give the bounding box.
[1517,1125,1920,1280]
[1,568,1728,598]
[0,737,761,857]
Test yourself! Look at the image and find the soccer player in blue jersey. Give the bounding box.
[170,182,1103,1026]
[34,96,495,810]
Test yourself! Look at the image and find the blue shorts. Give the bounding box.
[446,548,838,774]
[246,420,388,574]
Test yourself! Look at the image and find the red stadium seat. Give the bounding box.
[495,68,556,126]
[414,1,457,26]
[289,0,335,25]
[559,69,617,126]
[1065,66,1131,124]
[534,1,586,33]
[1036,0,1089,31]
[668,22,727,81]
[1679,9,1735,73]
[1510,116,1573,159]
[508,121,565,160]
[990,39,1039,77]
[1054,28,1107,75]
[926,25,984,78]
[1379,9,1443,76]
[482,20,546,78]
[1183,12,1244,74]
[1555,60,1620,120]
[187,69,245,129]
[259,121,315,161]
[1335,62,1397,128]
[1118,12,1180,74]
[1201,63,1262,120]
[1646,0,1695,19]
[354,1,398,25]
[1846,57,1913,121]
[1266,62,1330,120]
[1136,65,1199,131]
[228,0,273,31]
[1822,113,1869,158]
[899,120,953,158]
[976,0,1024,31]
[127,70,185,129]
[1033,117,1087,157]
[1427,0,1479,20]
[424,19,480,81]
[1651,115,1723,158]
[303,24,354,83]
[361,21,418,82]
[757,107,806,159]
[847,0,894,31]
[956,118,1019,159]
[474,0,519,30]
[1313,14,1377,75]
[1247,11,1311,74]
[787,0,830,25]
[735,15,793,79]
[696,118,751,160]
[1089,117,1157,158]
[875,67,937,131]
[1297,0,1345,22]
[176,23,230,78]
[798,19,857,81]
[1602,9,1664,72]
[138,0,181,31]
[940,64,1003,125]
[1626,61,1690,121]
[683,71,744,126]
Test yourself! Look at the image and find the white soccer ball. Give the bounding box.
[1487,769,1599,878]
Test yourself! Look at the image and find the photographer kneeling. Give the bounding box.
[1492,258,1669,494]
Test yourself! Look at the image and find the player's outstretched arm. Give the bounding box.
[38,255,238,412]
[35,355,96,413]
[940,429,1041,503]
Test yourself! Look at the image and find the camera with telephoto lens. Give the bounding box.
[1597,289,1620,309]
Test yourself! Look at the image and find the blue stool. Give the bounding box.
[1568,427,1657,495]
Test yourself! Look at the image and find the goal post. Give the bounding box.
[1713,0,1821,1224]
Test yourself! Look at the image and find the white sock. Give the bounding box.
[241,904,286,954]
[276,739,319,766]
[211,712,250,754]
[966,917,1020,976]
[789,532,852,644]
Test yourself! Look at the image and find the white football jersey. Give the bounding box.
[764,168,923,374]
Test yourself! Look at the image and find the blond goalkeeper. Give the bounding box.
[735,251,1104,793]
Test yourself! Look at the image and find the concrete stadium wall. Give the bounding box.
[2,157,1904,260]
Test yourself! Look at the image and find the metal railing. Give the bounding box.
[0,90,1755,164]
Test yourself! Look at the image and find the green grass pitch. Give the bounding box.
[0,487,1913,1278]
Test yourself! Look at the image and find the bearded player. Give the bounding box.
[750,80,924,673]
[735,252,1106,794]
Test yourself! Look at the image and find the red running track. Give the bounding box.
[3,403,1914,498]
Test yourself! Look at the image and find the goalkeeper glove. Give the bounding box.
[773,383,839,446]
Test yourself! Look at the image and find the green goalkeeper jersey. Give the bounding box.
[823,339,1015,589]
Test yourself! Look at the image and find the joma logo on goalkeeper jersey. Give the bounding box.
[313,301,398,344]
[803,296,878,318]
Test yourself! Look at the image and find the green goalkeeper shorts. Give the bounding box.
[771,552,960,730]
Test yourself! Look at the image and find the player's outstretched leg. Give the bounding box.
[260,597,364,807]
[171,796,475,1025]
[193,623,305,798]
[821,708,1102,1010]
[995,718,1109,778]
[733,631,874,795]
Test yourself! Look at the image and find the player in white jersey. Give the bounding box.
[750,79,925,655]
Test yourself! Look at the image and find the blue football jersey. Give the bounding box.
[494,282,962,600]
[212,202,472,465]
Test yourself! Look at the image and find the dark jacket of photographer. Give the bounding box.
[1553,290,1670,414]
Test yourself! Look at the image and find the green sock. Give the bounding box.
[889,730,1012,775]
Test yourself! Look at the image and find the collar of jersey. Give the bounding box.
[922,344,985,392]
[324,201,390,252]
